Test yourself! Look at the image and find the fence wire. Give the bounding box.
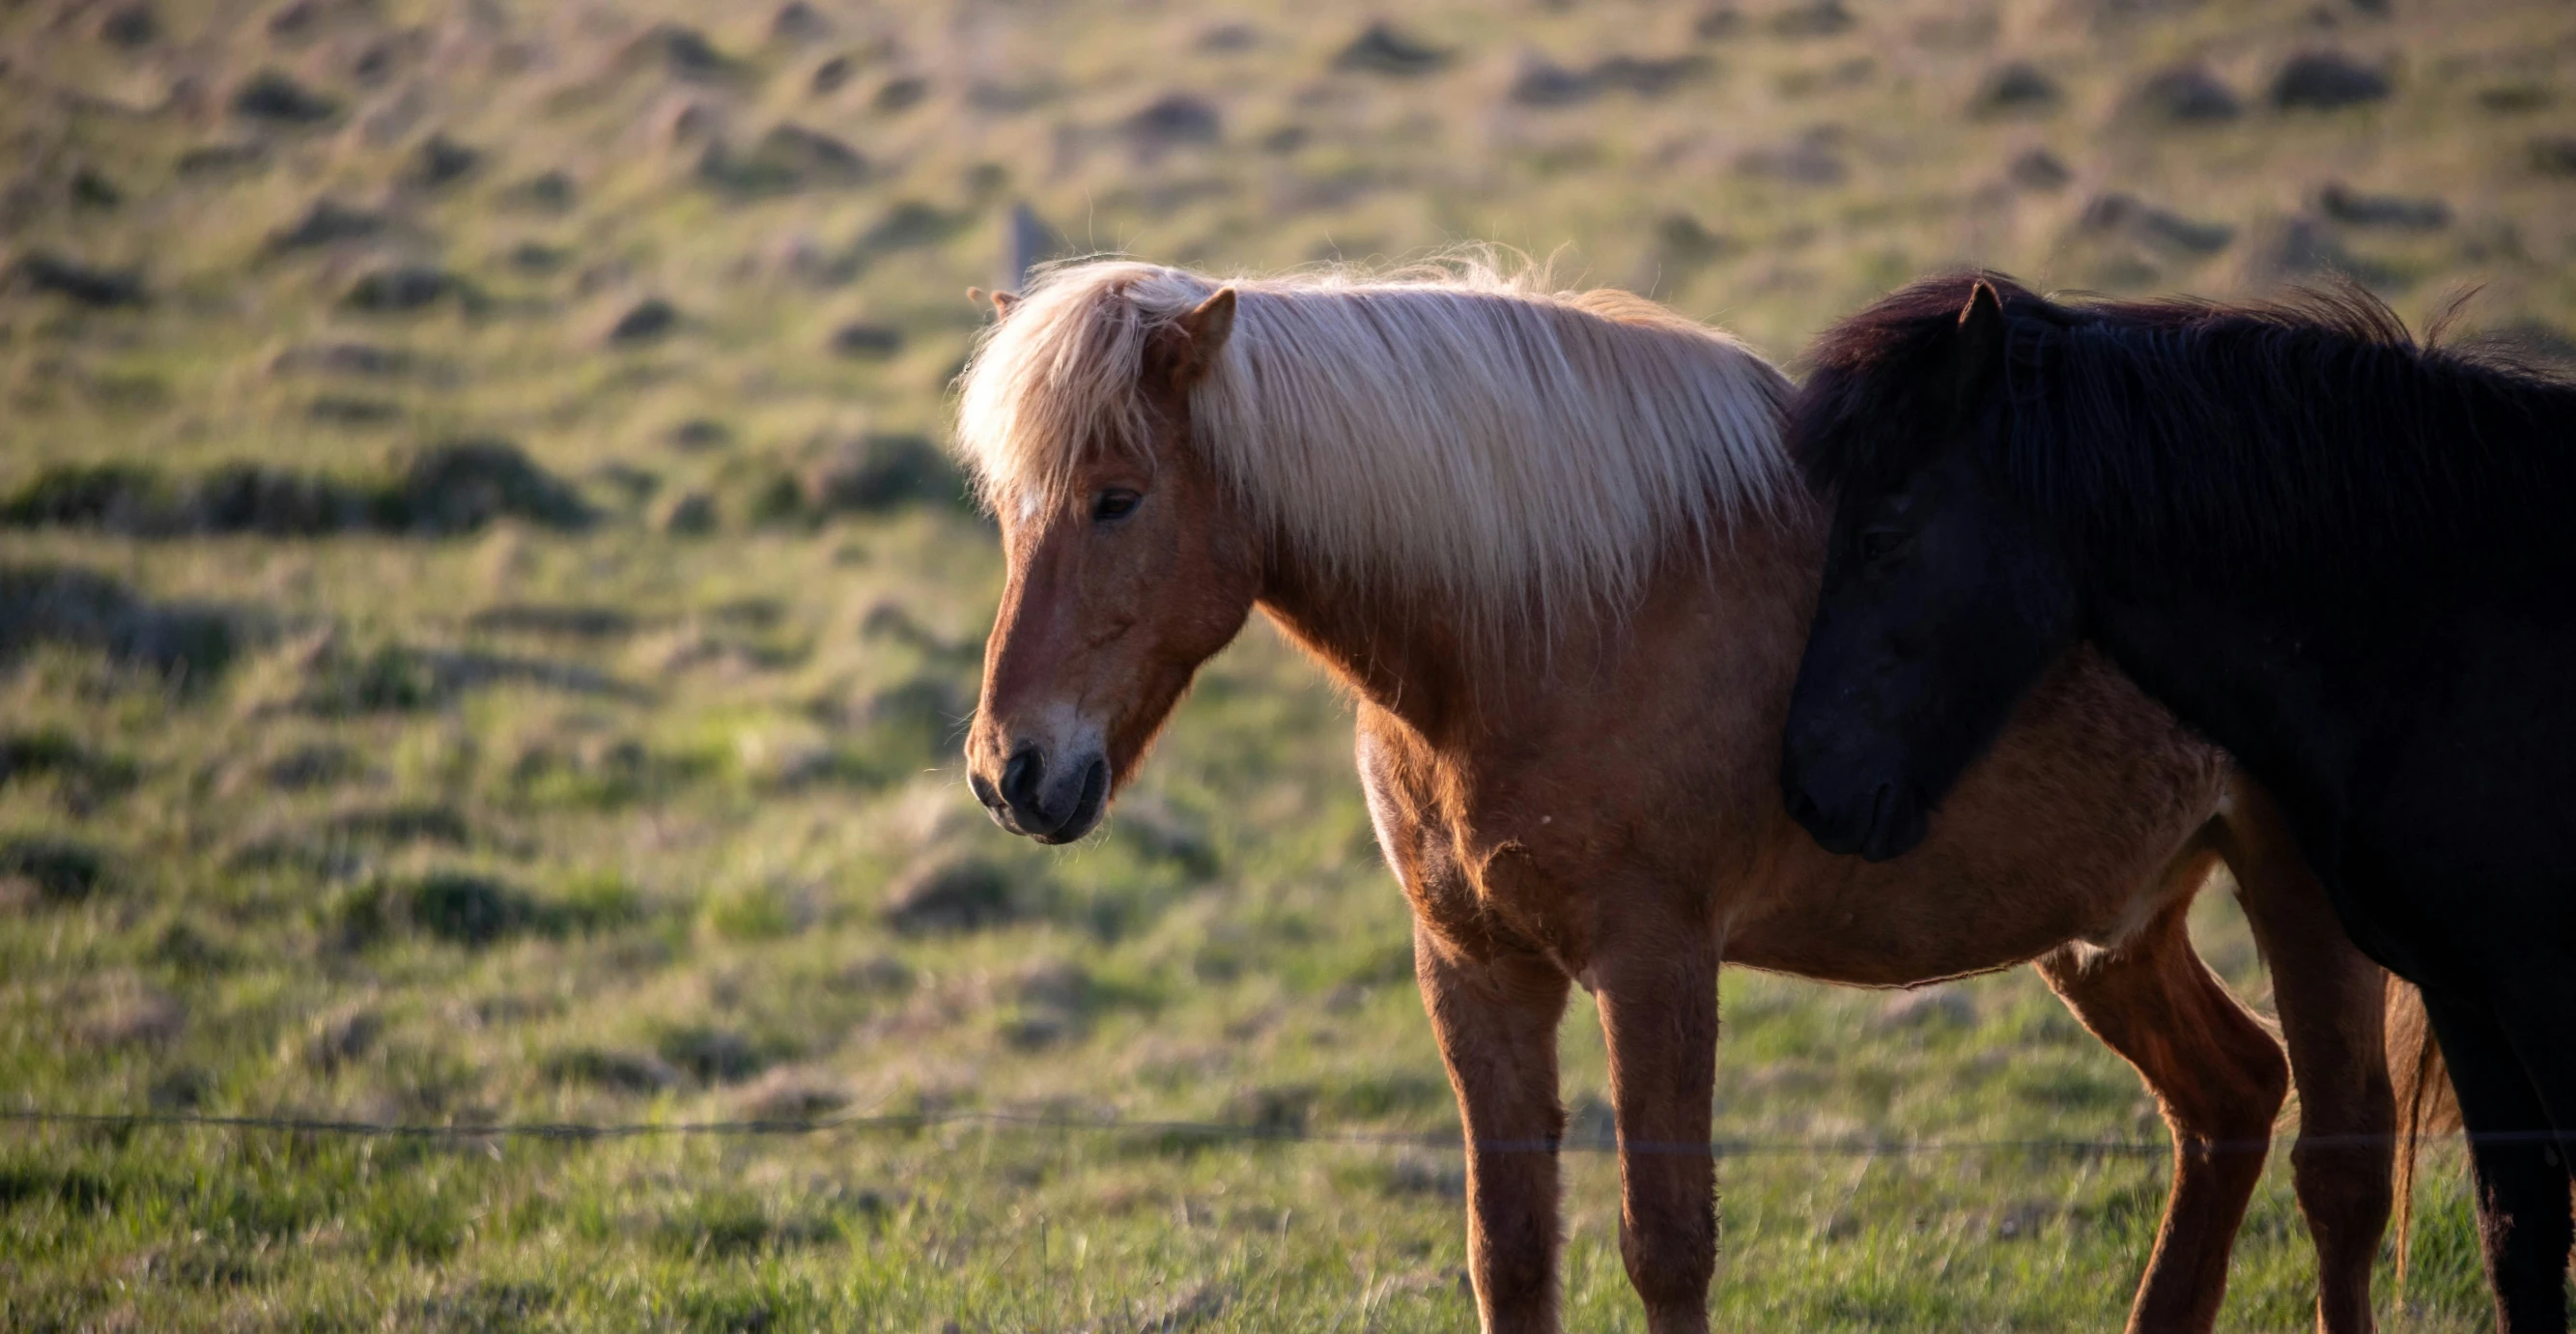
[0,1106,2530,1158]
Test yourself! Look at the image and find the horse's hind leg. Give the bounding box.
[2213,785,2393,1334]
[1414,918,1573,1334]
[2036,893,2289,1334]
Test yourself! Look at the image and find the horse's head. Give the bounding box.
[962,287,1260,843]
[1780,277,2081,861]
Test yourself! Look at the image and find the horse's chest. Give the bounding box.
[1468,841,1596,966]
[1384,819,1599,973]
[1356,722,1607,974]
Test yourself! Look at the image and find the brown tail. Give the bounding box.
[2386,979,2460,1285]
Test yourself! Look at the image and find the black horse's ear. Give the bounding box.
[1953,279,2007,400]
[1958,280,2005,354]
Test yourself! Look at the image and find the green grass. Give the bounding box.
[2,0,2565,1326]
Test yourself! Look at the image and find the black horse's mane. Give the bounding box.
[1793,271,2576,589]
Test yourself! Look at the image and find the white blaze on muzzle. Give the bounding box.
[1022,701,1108,784]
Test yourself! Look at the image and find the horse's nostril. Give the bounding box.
[1000,746,1046,812]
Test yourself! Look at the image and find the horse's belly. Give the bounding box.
[1722,648,2223,986]
[1721,878,2137,986]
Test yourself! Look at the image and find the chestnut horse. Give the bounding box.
[951,260,2395,1334]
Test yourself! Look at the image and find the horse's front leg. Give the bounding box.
[1415,918,1573,1334]
[1594,914,1719,1334]
[2214,785,2392,1334]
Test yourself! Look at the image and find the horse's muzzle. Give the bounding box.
[1786,775,1929,864]
[977,743,1110,844]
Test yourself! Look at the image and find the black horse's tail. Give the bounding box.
[2386,979,2459,1285]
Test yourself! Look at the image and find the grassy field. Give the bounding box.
[2,0,2567,1327]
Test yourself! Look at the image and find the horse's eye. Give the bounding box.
[1860,528,1907,561]
[1092,488,1143,523]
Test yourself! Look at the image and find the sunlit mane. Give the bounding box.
[951,255,1793,625]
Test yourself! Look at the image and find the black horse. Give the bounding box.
[1777,272,2576,1330]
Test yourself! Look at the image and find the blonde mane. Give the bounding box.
[951,256,1794,626]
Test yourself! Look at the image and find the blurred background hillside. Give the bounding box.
[7,0,2572,481]
[0,0,2562,1330]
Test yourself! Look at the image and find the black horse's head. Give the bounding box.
[1781,277,2082,861]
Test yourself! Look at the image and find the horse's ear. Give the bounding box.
[1957,280,2005,358]
[1953,279,2007,399]
[1167,288,1237,388]
[969,287,1020,320]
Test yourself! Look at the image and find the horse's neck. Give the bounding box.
[1253,505,1824,747]
[1252,553,1491,742]
[2085,582,2372,862]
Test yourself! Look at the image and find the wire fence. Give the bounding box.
[0,1106,2529,1158]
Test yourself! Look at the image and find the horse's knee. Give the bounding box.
[1618,1190,1716,1312]
[2290,1134,2391,1215]
[2162,1023,2288,1151]
[2240,1042,2293,1130]
[2292,1134,2388,1334]
[2208,991,2293,1114]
